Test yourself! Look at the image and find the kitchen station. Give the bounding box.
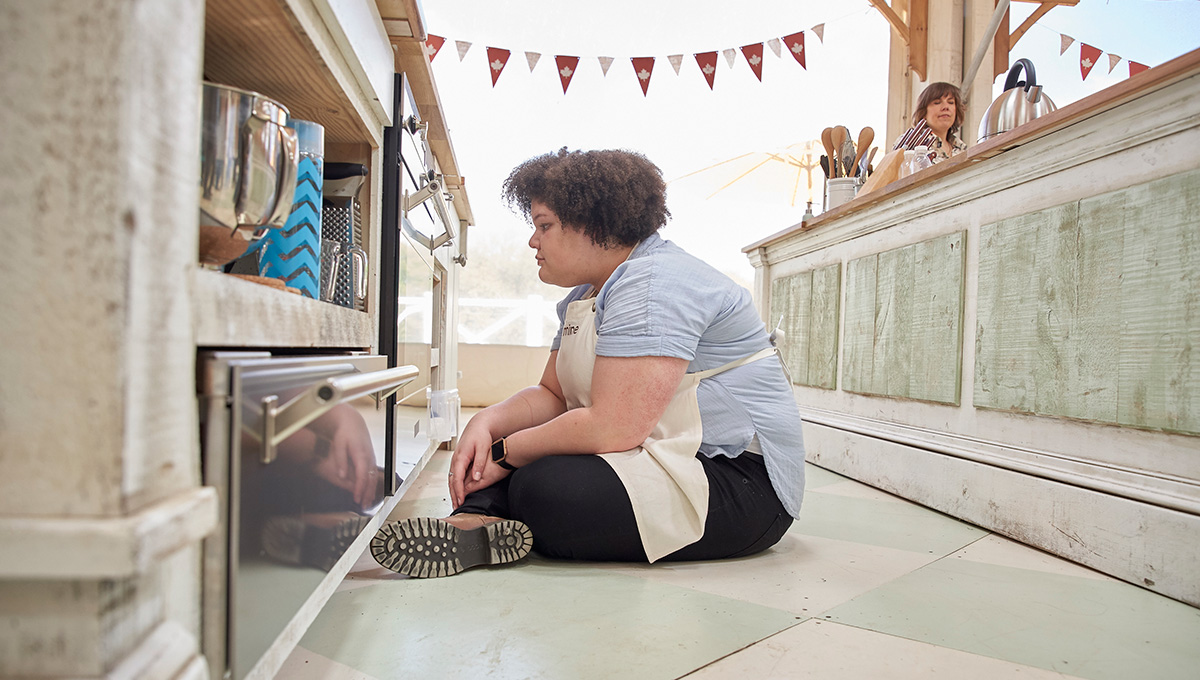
[745,4,1200,609]
[3,1,472,678]
[2,1,1199,679]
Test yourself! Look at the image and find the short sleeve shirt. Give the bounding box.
[550,233,806,517]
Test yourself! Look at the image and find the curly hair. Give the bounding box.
[502,148,670,248]
[911,81,966,145]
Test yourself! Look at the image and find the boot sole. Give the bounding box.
[370,517,533,578]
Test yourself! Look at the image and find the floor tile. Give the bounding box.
[685,619,1088,680]
[598,532,941,617]
[793,489,988,556]
[949,534,1117,582]
[297,561,800,680]
[807,478,913,503]
[802,463,852,490]
[824,557,1200,680]
[275,646,383,680]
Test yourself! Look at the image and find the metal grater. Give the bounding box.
[321,198,357,308]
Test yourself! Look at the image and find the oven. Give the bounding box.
[198,351,417,680]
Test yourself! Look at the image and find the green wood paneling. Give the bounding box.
[769,264,841,389]
[843,232,965,404]
[809,264,841,389]
[843,256,878,394]
[975,168,1200,435]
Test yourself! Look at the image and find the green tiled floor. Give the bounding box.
[276,451,1200,680]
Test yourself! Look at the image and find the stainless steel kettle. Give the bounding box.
[977,59,1057,142]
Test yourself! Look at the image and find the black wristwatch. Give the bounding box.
[490,437,518,471]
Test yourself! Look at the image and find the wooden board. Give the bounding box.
[769,264,841,389]
[844,232,964,404]
[976,168,1200,435]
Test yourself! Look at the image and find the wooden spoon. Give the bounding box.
[820,127,836,177]
[853,127,875,171]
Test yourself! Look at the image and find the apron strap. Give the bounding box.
[691,347,778,381]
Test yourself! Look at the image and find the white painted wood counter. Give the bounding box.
[745,48,1200,607]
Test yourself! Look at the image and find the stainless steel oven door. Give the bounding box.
[199,352,417,680]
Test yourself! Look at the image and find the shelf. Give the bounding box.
[204,0,393,147]
[192,268,375,349]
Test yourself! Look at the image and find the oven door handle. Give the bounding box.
[260,364,420,463]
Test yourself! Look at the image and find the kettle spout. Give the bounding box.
[1025,85,1045,104]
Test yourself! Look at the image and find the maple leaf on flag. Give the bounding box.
[638,69,651,81]
[491,60,504,71]
[560,66,573,78]
[792,43,803,54]
[1081,58,1093,69]
[749,54,761,66]
[703,64,715,75]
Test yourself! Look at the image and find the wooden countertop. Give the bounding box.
[743,46,1200,254]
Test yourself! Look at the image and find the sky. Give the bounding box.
[421,0,1200,288]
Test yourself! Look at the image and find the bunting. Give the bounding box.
[425,34,445,61]
[486,47,510,86]
[695,51,718,90]
[525,51,541,72]
[631,56,655,96]
[767,38,781,59]
[741,43,765,81]
[668,54,684,75]
[722,48,737,69]
[1107,53,1121,74]
[598,56,614,76]
[1130,61,1149,77]
[783,31,806,69]
[811,23,824,43]
[556,55,579,93]
[1059,34,1075,55]
[455,40,472,61]
[1079,43,1101,80]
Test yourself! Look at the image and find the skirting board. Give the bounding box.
[802,420,1200,607]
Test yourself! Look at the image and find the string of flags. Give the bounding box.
[422,25,825,96]
[1057,33,1148,80]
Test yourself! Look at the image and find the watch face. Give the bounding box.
[491,439,505,462]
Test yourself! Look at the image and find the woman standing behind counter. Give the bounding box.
[896,81,969,163]
[369,148,807,578]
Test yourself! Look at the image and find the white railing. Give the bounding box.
[399,294,559,346]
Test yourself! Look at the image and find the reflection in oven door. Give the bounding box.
[199,352,417,680]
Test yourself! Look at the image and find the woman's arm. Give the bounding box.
[502,354,687,464]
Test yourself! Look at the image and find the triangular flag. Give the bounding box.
[695,51,718,90]
[741,43,765,81]
[424,35,445,62]
[1107,53,1121,73]
[455,40,472,61]
[555,55,579,94]
[783,31,806,69]
[722,48,737,68]
[1059,34,1075,55]
[1079,43,1101,80]
[1129,61,1150,77]
[767,38,781,58]
[598,56,614,76]
[631,56,655,96]
[811,24,824,43]
[668,54,683,75]
[486,47,510,86]
[525,51,541,72]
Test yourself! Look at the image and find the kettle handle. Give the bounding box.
[1004,58,1037,92]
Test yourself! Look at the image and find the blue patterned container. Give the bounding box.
[258,120,324,297]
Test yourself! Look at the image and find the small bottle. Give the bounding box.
[898,149,916,179]
[911,145,933,174]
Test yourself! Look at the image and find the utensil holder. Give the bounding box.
[258,120,324,298]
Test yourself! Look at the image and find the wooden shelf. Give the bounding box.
[192,268,375,349]
[204,0,390,147]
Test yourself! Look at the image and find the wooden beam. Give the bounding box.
[869,0,910,43]
[1010,3,1055,47]
[909,0,928,81]
[994,3,1010,79]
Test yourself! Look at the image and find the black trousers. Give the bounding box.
[453,451,793,562]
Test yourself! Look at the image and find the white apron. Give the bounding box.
[556,297,776,562]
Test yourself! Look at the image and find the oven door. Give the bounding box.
[199,352,417,680]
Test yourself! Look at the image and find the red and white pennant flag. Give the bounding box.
[695,51,718,90]
[1079,42,1101,80]
[783,31,806,69]
[486,46,510,86]
[631,57,655,96]
[425,34,445,61]
[741,43,765,81]
[556,55,580,93]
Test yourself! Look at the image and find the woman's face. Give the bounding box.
[925,93,957,137]
[527,200,602,288]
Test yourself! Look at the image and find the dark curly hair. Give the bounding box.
[502,148,670,248]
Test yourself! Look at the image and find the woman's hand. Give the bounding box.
[449,415,500,508]
[312,403,379,508]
